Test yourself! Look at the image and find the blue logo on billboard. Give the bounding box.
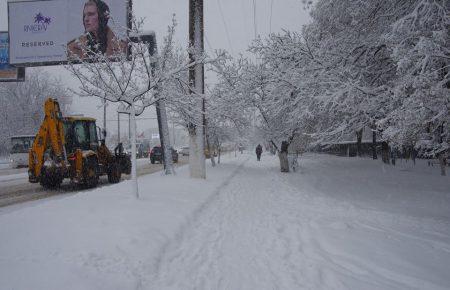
[0,33,10,69]
[24,12,52,33]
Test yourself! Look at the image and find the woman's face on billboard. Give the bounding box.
[83,3,99,34]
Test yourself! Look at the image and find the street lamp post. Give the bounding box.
[130,32,173,174]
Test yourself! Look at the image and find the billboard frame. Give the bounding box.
[0,30,25,82]
[7,0,132,67]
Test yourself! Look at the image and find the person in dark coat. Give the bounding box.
[255,144,263,161]
[114,142,123,156]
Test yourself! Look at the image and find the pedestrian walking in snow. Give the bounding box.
[238,143,244,154]
[411,147,417,165]
[390,149,396,166]
[256,144,263,161]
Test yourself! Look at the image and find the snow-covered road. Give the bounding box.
[0,157,187,207]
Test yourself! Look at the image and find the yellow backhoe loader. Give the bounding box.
[28,98,131,188]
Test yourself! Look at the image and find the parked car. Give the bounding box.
[179,146,190,156]
[149,146,179,164]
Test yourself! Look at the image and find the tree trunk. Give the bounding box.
[130,103,139,199]
[391,148,396,166]
[207,136,216,167]
[381,141,390,164]
[158,100,174,175]
[438,153,447,176]
[437,123,446,176]
[372,125,377,160]
[356,128,363,157]
[279,141,289,172]
[279,152,289,172]
[215,138,221,164]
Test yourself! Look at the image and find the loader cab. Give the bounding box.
[63,117,99,154]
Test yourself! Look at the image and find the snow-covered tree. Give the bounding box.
[383,0,449,174]
[0,71,72,155]
[210,52,303,171]
[66,14,226,189]
[207,0,448,175]
[66,18,178,196]
[205,61,253,165]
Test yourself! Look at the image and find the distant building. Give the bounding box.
[319,140,383,157]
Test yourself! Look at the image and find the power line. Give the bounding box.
[216,0,234,55]
[269,0,274,34]
[204,34,215,55]
[253,0,258,38]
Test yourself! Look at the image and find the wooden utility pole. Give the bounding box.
[189,0,206,178]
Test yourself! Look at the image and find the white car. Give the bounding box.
[179,146,190,156]
[9,153,29,168]
[9,135,35,168]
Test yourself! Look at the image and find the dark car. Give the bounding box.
[149,146,179,164]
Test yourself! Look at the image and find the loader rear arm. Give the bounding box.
[29,98,67,182]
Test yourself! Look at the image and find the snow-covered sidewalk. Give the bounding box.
[0,153,449,290]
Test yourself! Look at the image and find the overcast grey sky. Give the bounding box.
[1,0,311,134]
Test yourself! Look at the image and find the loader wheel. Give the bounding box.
[118,155,131,175]
[84,158,99,188]
[40,168,62,189]
[108,163,121,183]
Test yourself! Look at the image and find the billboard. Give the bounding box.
[0,31,25,82]
[8,0,130,66]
